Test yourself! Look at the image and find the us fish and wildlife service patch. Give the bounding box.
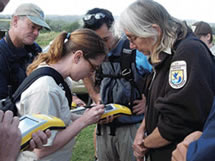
[169,60,187,89]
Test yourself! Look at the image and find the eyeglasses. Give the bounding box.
[126,35,138,44]
[86,59,100,72]
[83,13,105,21]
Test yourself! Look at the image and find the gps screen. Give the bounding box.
[19,117,40,134]
[104,105,116,112]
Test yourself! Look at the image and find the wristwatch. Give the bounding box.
[72,93,77,97]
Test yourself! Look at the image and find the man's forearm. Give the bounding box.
[144,127,171,148]
[83,77,100,103]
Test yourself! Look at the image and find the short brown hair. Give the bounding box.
[194,21,213,43]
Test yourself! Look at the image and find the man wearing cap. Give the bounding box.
[193,21,215,56]
[0,3,51,99]
[0,3,52,161]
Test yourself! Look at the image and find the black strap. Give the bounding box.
[99,39,136,80]
[120,39,135,81]
[120,39,143,108]
[12,67,72,105]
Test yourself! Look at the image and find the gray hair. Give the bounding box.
[119,0,187,63]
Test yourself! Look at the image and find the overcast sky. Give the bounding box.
[1,0,215,23]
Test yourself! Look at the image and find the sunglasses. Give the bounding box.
[83,13,105,21]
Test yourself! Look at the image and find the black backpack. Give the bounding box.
[0,67,72,116]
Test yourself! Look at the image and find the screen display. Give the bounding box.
[19,117,40,134]
[104,105,116,113]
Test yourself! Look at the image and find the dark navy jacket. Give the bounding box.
[0,35,41,99]
[187,98,215,161]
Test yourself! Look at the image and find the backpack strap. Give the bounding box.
[120,39,142,108]
[120,39,135,81]
[12,67,72,106]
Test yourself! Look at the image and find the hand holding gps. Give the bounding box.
[71,103,132,120]
[19,114,66,150]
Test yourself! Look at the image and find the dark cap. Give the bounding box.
[193,21,212,36]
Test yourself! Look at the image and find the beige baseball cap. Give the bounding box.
[13,3,51,30]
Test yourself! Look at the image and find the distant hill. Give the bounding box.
[0,14,11,19]
[0,14,83,23]
[46,15,83,23]
[0,18,10,31]
[0,14,215,33]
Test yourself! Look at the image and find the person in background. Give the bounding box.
[0,3,50,99]
[0,2,85,107]
[171,131,202,161]
[17,29,106,161]
[193,21,215,55]
[118,0,215,161]
[0,2,51,161]
[83,8,151,161]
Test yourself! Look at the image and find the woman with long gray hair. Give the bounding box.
[118,0,215,161]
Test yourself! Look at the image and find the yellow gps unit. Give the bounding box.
[100,104,132,120]
[19,114,66,150]
[70,103,132,120]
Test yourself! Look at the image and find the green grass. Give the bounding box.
[36,31,60,48]
[71,124,96,161]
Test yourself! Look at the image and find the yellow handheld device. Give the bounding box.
[100,104,132,120]
[70,103,132,119]
[19,114,66,150]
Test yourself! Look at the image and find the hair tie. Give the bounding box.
[66,32,71,40]
[64,32,71,43]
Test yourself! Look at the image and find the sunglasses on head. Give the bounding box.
[83,13,105,21]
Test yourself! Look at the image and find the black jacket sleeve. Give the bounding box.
[0,54,10,99]
[156,39,215,142]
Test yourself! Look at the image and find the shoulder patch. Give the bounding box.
[169,60,187,89]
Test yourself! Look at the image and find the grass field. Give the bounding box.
[71,125,96,161]
[36,31,59,48]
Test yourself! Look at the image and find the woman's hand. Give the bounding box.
[82,104,105,126]
[133,132,147,160]
[133,119,147,160]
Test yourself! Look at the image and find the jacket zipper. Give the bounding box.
[149,67,156,90]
